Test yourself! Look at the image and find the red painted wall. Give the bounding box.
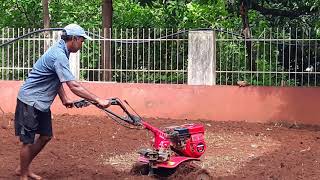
[1,80,320,125]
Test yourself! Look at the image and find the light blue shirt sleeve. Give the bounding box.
[54,56,76,82]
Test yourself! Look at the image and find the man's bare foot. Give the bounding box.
[15,168,42,180]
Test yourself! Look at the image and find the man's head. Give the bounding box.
[61,24,92,53]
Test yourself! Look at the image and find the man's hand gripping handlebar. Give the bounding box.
[73,98,117,108]
[73,99,91,108]
[72,98,142,127]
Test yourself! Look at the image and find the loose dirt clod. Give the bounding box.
[167,161,212,180]
[130,162,150,176]
[0,106,8,129]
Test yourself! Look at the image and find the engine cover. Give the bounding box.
[167,124,206,158]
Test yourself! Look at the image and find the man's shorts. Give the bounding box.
[14,99,52,144]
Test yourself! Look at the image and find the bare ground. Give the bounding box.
[1,113,320,180]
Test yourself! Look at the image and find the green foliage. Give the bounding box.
[1,0,318,30]
[49,0,101,28]
[0,0,43,28]
[0,0,101,28]
[228,0,320,29]
[113,0,159,28]
[113,0,239,29]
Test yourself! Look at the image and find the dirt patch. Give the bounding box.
[1,113,320,179]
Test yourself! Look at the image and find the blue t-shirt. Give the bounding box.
[18,40,76,112]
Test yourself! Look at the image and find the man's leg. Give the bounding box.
[14,99,53,180]
[18,136,51,180]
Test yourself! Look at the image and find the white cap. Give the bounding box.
[63,24,92,40]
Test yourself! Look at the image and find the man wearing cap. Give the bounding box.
[14,24,110,180]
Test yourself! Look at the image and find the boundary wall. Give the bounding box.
[1,81,320,125]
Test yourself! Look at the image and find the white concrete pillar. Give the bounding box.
[187,30,216,85]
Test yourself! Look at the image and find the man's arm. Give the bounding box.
[65,80,110,108]
[58,84,73,108]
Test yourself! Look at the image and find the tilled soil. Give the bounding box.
[1,113,320,180]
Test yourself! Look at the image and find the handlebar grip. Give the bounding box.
[109,98,119,105]
[73,98,120,108]
[73,99,91,108]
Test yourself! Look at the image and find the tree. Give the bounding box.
[101,0,113,81]
[42,0,50,28]
[42,0,50,51]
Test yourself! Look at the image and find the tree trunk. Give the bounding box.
[240,1,256,71]
[101,0,112,81]
[42,0,50,51]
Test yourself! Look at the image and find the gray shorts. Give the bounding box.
[14,99,52,144]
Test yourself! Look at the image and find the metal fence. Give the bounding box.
[0,28,320,86]
[216,28,320,86]
[0,28,188,84]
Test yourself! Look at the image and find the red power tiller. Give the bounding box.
[74,98,210,179]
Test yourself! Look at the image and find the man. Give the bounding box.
[14,24,110,180]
